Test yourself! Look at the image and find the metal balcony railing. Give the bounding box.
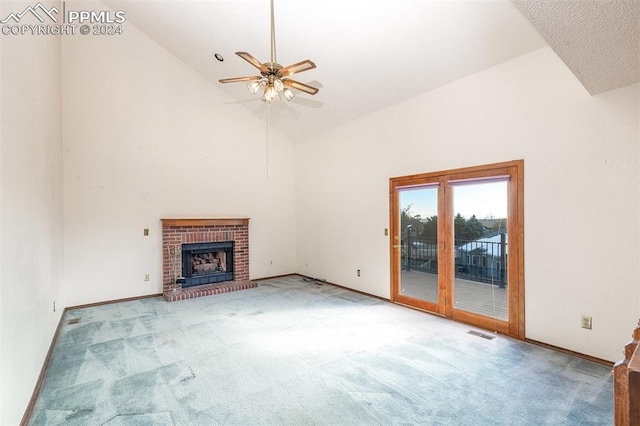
[402,235,507,288]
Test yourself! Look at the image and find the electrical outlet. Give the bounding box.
[53,301,56,312]
[144,273,150,281]
[581,315,592,330]
[143,228,149,236]
[270,260,273,265]
[357,269,361,277]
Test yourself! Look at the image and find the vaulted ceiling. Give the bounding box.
[102,0,640,141]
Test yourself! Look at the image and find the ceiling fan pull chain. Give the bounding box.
[266,103,271,178]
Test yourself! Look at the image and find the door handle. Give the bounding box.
[393,245,402,249]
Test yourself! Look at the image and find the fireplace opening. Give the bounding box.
[181,241,234,287]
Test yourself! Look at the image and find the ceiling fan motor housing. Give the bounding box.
[262,62,283,77]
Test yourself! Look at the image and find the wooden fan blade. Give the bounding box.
[219,76,261,83]
[236,52,269,74]
[280,59,316,76]
[283,79,319,95]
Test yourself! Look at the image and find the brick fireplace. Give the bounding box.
[162,218,256,302]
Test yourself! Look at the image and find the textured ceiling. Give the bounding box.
[512,0,640,95]
[101,0,638,141]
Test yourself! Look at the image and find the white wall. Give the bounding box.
[296,47,639,362]
[0,1,64,423]
[62,0,297,306]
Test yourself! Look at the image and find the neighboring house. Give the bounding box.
[404,240,439,272]
[456,231,507,287]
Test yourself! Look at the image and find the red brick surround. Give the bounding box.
[161,218,255,302]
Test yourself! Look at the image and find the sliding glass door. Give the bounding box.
[390,161,524,339]
[398,185,440,310]
[451,179,508,323]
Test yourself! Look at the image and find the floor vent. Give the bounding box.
[467,330,496,340]
[68,318,80,325]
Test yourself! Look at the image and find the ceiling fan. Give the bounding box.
[218,0,319,104]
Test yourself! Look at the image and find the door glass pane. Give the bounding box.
[399,187,438,303]
[452,181,508,320]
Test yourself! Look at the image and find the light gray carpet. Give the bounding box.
[28,275,613,425]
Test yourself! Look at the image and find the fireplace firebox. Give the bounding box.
[181,241,234,287]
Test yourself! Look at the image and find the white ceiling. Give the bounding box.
[102,0,639,141]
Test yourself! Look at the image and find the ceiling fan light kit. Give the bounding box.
[218,0,319,104]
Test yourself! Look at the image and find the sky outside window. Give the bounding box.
[401,181,507,219]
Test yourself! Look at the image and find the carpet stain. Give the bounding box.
[65,408,94,420]
[158,362,196,385]
[45,378,104,411]
[102,412,175,425]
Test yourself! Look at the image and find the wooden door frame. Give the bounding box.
[389,160,525,340]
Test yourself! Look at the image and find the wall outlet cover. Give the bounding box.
[581,315,592,330]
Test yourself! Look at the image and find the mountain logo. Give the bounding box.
[1,2,59,24]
